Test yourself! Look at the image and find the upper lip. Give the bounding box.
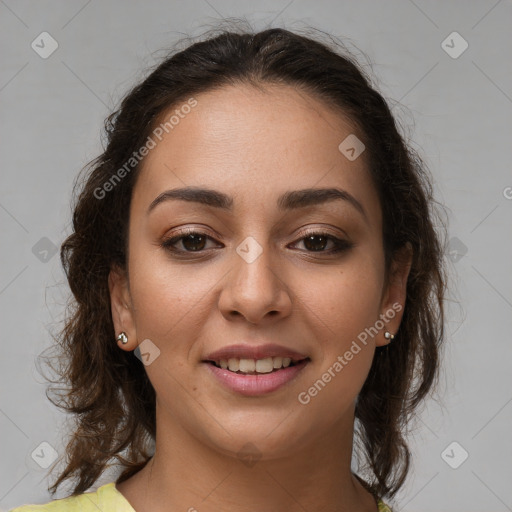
[203,343,309,363]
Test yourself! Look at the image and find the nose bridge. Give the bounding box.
[234,232,281,297]
[219,232,292,323]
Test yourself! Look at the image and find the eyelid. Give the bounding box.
[161,225,354,256]
[294,225,348,239]
[162,224,347,243]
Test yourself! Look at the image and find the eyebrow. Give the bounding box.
[147,186,368,222]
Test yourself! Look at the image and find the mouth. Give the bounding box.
[203,357,311,396]
[203,356,311,375]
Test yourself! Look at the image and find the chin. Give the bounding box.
[203,421,312,462]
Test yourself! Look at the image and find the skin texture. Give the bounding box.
[109,83,412,512]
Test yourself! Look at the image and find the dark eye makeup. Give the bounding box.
[160,227,355,257]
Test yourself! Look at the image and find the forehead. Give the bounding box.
[132,83,381,225]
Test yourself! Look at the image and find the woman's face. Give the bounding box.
[110,83,410,459]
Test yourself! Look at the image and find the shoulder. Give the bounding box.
[377,498,394,512]
[9,482,134,512]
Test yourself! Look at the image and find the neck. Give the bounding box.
[117,403,378,512]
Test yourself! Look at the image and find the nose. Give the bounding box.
[218,238,293,325]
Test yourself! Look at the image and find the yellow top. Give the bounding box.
[10,482,393,511]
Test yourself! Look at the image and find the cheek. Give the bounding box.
[296,254,382,396]
[127,249,206,342]
[295,274,379,423]
[302,254,384,337]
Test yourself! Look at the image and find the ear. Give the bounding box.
[376,242,413,347]
[108,264,137,351]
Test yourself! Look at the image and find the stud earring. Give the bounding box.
[116,332,128,345]
[384,331,395,341]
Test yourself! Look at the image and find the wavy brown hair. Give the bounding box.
[45,21,448,502]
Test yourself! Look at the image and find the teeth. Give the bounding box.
[215,356,296,373]
[227,358,239,371]
[239,358,256,373]
[255,358,273,373]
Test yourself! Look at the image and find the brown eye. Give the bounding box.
[291,231,354,254]
[161,230,218,254]
[303,234,329,252]
[178,233,207,251]
[161,229,354,257]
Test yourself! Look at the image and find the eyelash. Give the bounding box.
[160,228,354,256]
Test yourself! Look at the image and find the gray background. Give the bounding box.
[1,1,511,511]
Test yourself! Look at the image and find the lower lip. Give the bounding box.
[203,360,309,396]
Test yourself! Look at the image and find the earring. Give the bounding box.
[384,331,395,341]
[116,332,128,345]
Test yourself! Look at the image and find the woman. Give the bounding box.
[11,24,447,512]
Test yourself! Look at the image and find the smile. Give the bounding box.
[207,356,306,374]
[203,358,311,396]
